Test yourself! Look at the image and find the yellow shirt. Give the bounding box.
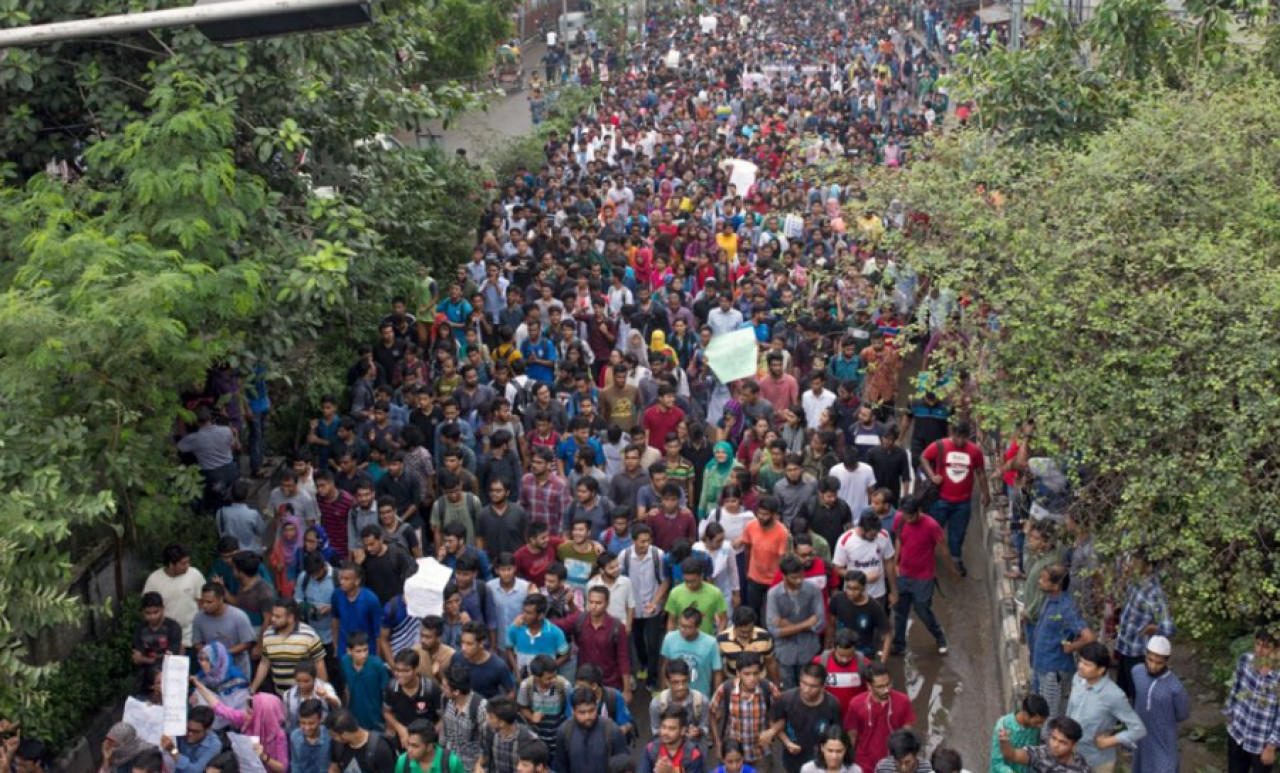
[716,232,739,261]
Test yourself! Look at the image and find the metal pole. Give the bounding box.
[0,0,358,48]
[1009,0,1023,51]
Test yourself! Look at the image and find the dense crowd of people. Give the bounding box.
[5,1,1279,773]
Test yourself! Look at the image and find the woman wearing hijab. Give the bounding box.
[194,642,250,725]
[267,515,304,598]
[719,398,747,446]
[99,723,157,773]
[697,441,743,520]
[624,329,650,365]
[302,524,336,566]
[648,330,679,369]
[190,681,289,773]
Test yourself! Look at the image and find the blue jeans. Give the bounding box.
[930,498,972,561]
[893,576,946,649]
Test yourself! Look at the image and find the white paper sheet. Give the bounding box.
[720,159,758,196]
[229,733,267,773]
[122,697,165,746]
[161,655,190,737]
[404,557,454,618]
[705,327,761,384]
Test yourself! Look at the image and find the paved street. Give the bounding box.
[420,41,545,159]
[431,43,1007,768]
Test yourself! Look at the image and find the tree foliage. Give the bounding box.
[945,0,1268,146]
[873,71,1280,637]
[0,0,505,724]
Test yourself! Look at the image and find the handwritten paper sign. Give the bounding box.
[122,697,165,746]
[161,655,190,738]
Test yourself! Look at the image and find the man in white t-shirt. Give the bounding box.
[142,543,207,647]
[832,500,898,607]
[829,447,877,520]
[800,372,836,432]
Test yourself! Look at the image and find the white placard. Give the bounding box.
[228,733,267,773]
[699,14,717,34]
[720,159,758,197]
[665,49,681,69]
[404,558,454,618]
[161,655,190,738]
[122,697,165,746]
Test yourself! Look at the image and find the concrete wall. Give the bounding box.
[30,538,147,666]
[978,451,1032,715]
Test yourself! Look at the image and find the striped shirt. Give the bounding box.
[716,627,776,678]
[384,597,422,657]
[261,623,326,693]
[663,456,697,499]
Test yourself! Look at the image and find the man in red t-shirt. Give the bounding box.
[814,629,873,716]
[513,522,565,586]
[843,661,915,772]
[642,385,686,452]
[890,496,959,656]
[919,419,990,577]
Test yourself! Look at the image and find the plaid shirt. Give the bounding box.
[711,679,772,762]
[521,472,568,537]
[442,695,488,772]
[483,723,538,773]
[1115,575,1175,657]
[1225,652,1280,754]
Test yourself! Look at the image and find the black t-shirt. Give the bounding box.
[373,341,406,382]
[383,677,443,731]
[364,546,417,605]
[907,399,952,453]
[477,504,530,564]
[133,619,183,660]
[332,731,397,773]
[829,595,891,657]
[767,691,843,773]
[865,446,910,503]
[801,500,852,551]
[409,408,443,446]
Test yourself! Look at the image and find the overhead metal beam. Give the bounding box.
[0,0,367,48]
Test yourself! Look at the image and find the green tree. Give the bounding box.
[0,0,507,726]
[872,70,1280,638]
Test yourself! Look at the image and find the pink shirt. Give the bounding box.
[757,374,799,416]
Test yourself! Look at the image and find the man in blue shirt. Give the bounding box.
[508,593,570,677]
[331,561,383,659]
[161,706,221,773]
[289,699,332,773]
[1031,564,1096,724]
[1067,642,1146,770]
[520,324,558,385]
[438,283,473,345]
[556,419,605,477]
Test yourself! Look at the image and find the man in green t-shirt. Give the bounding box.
[664,558,728,635]
[398,720,465,773]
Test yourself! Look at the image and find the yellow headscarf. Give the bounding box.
[649,330,678,366]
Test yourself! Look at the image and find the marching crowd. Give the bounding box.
[4,1,1279,773]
